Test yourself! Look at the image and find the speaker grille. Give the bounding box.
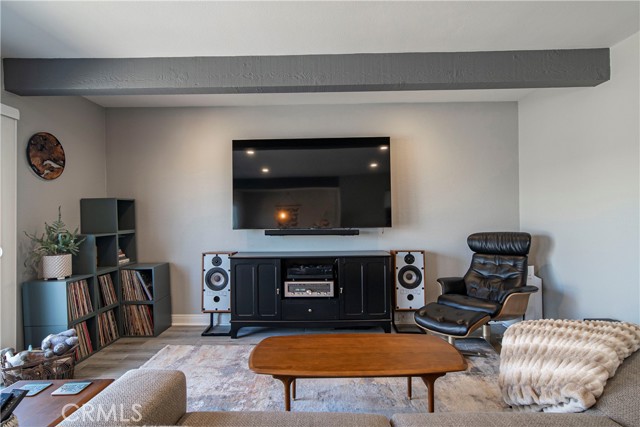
[398,265,422,289]
[205,267,229,291]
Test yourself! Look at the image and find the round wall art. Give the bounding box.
[27,132,66,180]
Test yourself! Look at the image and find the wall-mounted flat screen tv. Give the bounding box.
[232,137,391,230]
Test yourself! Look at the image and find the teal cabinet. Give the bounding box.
[22,274,99,361]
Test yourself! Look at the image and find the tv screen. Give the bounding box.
[232,137,391,230]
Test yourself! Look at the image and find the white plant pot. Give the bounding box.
[42,254,72,280]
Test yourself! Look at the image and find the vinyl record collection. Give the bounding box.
[121,270,153,301]
[97,273,118,306]
[67,280,94,321]
[97,310,119,346]
[122,305,154,336]
[73,321,93,361]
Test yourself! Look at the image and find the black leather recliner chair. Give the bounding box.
[414,232,538,344]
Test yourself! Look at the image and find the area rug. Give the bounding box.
[140,338,506,416]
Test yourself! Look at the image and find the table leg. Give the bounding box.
[420,374,445,413]
[273,376,294,411]
[292,378,296,400]
[407,377,412,399]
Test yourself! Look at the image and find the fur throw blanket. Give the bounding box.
[499,319,640,413]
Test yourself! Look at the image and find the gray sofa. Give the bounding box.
[59,350,638,427]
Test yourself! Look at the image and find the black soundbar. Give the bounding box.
[265,229,359,236]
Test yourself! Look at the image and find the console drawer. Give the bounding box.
[282,299,339,320]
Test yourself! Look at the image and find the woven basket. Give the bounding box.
[0,414,18,427]
[1,346,77,386]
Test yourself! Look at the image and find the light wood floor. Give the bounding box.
[74,324,506,380]
[74,325,273,379]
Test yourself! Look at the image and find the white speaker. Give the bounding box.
[393,250,426,311]
[202,252,234,312]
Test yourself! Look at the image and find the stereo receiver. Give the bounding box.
[286,264,334,279]
[284,281,334,297]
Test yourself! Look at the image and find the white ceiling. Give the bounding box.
[3,1,638,58]
[1,1,638,107]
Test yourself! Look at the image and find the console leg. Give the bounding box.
[292,379,296,400]
[407,377,412,399]
[230,325,239,339]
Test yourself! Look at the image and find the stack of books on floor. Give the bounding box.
[67,280,94,321]
[118,248,130,265]
[97,274,118,306]
[97,310,119,346]
[122,305,154,336]
[120,270,153,301]
[74,321,93,360]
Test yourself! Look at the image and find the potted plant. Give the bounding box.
[24,207,85,280]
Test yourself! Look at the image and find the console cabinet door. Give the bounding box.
[231,259,280,320]
[339,257,391,320]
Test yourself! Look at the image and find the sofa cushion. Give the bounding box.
[590,349,640,427]
[390,412,620,427]
[178,411,391,427]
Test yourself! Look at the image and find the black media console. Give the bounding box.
[230,251,392,338]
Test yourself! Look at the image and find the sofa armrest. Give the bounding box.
[436,277,466,295]
[498,285,539,304]
[58,369,187,426]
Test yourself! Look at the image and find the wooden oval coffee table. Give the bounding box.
[249,333,467,412]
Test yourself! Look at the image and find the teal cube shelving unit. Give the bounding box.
[22,198,171,361]
[120,262,171,337]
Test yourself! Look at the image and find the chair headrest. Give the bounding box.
[467,232,531,256]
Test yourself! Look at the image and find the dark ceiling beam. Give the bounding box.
[3,49,609,96]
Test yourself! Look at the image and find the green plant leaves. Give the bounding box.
[23,206,86,267]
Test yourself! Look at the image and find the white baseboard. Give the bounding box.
[172,313,230,326]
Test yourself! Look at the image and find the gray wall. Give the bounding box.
[519,33,639,323]
[105,103,520,316]
[6,29,638,328]
[1,91,107,347]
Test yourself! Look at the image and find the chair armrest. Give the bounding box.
[498,285,539,304]
[436,277,466,295]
